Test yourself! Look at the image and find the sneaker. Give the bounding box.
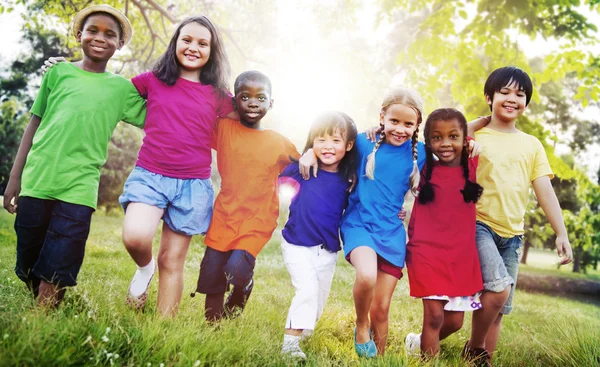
[462,341,491,367]
[126,259,156,310]
[354,327,377,358]
[282,335,307,360]
[404,332,421,356]
[224,279,254,318]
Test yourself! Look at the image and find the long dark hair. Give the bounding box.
[153,16,230,92]
[302,111,358,182]
[419,108,483,204]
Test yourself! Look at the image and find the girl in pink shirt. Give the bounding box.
[119,16,236,317]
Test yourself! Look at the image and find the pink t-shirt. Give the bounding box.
[132,72,234,179]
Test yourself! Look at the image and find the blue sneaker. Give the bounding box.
[354,327,377,358]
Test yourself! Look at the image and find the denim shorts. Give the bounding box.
[194,247,256,295]
[14,196,94,288]
[475,221,523,315]
[119,166,214,236]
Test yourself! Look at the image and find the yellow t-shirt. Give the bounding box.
[475,127,553,237]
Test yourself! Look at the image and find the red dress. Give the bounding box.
[406,158,483,297]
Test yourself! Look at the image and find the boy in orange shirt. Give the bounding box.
[191,71,300,321]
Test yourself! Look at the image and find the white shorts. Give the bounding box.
[281,238,338,331]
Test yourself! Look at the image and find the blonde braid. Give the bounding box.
[409,124,420,196]
[365,123,385,179]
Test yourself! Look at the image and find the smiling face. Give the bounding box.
[427,119,466,167]
[234,80,272,128]
[486,81,527,123]
[77,13,123,63]
[380,103,419,147]
[313,128,354,172]
[175,22,212,75]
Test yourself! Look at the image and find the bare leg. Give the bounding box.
[156,223,192,317]
[369,270,399,355]
[484,313,504,358]
[468,288,509,350]
[439,310,464,340]
[285,329,303,336]
[420,299,445,356]
[349,247,378,344]
[205,293,225,322]
[37,280,66,308]
[122,203,164,266]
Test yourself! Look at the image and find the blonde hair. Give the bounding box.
[365,87,423,196]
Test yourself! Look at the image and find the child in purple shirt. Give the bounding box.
[279,111,357,360]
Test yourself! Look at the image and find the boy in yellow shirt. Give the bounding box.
[464,66,573,366]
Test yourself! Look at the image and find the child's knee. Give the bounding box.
[122,226,153,249]
[370,301,391,323]
[157,250,184,272]
[424,309,444,330]
[445,315,463,333]
[486,287,510,310]
[354,270,377,290]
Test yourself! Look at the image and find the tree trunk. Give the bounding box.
[521,241,531,264]
[572,249,581,273]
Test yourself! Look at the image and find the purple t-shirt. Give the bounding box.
[280,164,349,252]
[132,72,234,179]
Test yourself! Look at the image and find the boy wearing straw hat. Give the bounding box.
[3,4,146,308]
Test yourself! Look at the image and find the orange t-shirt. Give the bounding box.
[205,118,300,257]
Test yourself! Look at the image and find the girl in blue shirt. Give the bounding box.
[279,112,357,360]
[341,88,426,357]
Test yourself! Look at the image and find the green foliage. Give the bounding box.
[98,124,143,212]
[0,99,28,192]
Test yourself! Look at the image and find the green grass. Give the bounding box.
[521,248,600,282]
[0,210,599,366]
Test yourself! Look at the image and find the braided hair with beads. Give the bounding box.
[418,108,483,205]
[365,87,423,196]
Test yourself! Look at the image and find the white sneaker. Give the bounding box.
[126,258,156,310]
[404,332,421,356]
[282,334,307,360]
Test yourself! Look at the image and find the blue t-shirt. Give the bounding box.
[341,133,426,267]
[280,164,349,252]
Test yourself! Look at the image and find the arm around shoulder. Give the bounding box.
[532,175,573,264]
[467,116,490,137]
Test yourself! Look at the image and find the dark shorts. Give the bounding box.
[195,247,256,294]
[14,196,94,287]
[346,252,404,280]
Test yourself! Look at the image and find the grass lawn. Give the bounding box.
[0,210,599,366]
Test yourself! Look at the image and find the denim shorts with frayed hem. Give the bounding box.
[14,196,94,288]
[119,166,214,236]
[475,221,523,315]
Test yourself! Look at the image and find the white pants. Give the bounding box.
[281,238,338,331]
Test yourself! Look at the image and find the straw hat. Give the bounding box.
[72,4,133,45]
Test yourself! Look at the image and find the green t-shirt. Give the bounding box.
[21,62,146,209]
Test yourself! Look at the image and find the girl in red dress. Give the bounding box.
[404,108,484,358]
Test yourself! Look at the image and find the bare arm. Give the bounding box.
[532,175,573,264]
[298,148,318,179]
[3,115,42,213]
[224,110,240,120]
[467,116,490,137]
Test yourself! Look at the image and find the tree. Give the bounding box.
[0,99,28,192]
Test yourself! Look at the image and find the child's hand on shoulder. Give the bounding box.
[555,235,573,265]
[397,207,407,220]
[299,149,318,179]
[41,56,67,75]
[468,139,482,158]
[365,126,382,142]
